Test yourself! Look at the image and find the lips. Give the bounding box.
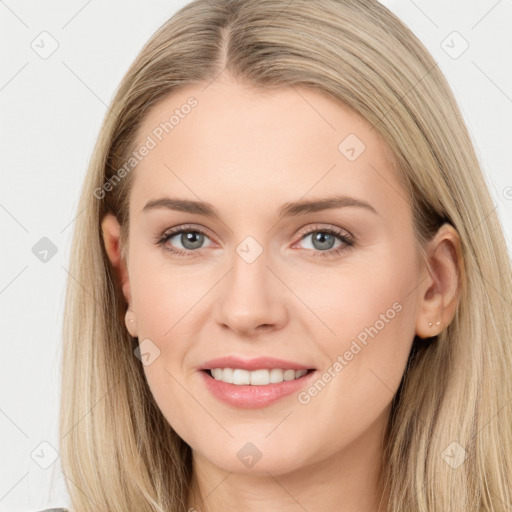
[199,356,317,408]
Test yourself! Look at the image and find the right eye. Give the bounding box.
[157,225,214,256]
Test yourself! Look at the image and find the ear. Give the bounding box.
[415,223,464,339]
[101,213,131,305]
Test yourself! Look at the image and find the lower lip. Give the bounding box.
[199,370,317,409]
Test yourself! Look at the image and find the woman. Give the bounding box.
[56,0,512,510]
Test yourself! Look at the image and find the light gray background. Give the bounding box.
[1,0,511,510]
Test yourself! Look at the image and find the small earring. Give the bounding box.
[125,306,138,337]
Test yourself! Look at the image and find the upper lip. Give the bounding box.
[199,356,315,371]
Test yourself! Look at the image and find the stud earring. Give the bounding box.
[125,306,138,337]
[428,320,441,327]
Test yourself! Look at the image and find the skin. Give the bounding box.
[102,73,462,512]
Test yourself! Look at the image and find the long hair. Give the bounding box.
[60,1,512,510]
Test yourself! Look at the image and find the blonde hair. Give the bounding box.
[60,1,512,510]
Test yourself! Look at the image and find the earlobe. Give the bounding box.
[415,223,463,339]
[125,305,138,338]
[101,213,131,305]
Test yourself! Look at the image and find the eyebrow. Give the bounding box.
[142,194,378,218]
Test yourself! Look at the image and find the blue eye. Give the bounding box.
[295,226,354,258]
[157,224,355,258]
[158,225,213,256]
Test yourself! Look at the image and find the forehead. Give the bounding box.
[129,76,408,222]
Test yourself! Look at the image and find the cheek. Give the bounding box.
[127,253,216,428]
[140,361,202,450]
[128,247,210,341]
[286,292,416,463]
[307,240,418,394]
[319,268,415,368]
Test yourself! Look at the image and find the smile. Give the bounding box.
[207,368,311,385]
[199,361,317,408]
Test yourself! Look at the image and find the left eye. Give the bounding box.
[293,227,354,257]
[298,230,343,251]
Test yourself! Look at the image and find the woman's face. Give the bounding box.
[118,75,426,476]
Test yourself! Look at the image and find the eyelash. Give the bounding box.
[156,223,355,259]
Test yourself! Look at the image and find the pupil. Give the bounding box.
[182,231,204,249]
[313,232,335,250]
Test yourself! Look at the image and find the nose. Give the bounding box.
[214,247,289,337]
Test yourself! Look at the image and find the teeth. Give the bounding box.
[209,368,309,385]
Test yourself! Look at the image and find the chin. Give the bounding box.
[190,437,317,477]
